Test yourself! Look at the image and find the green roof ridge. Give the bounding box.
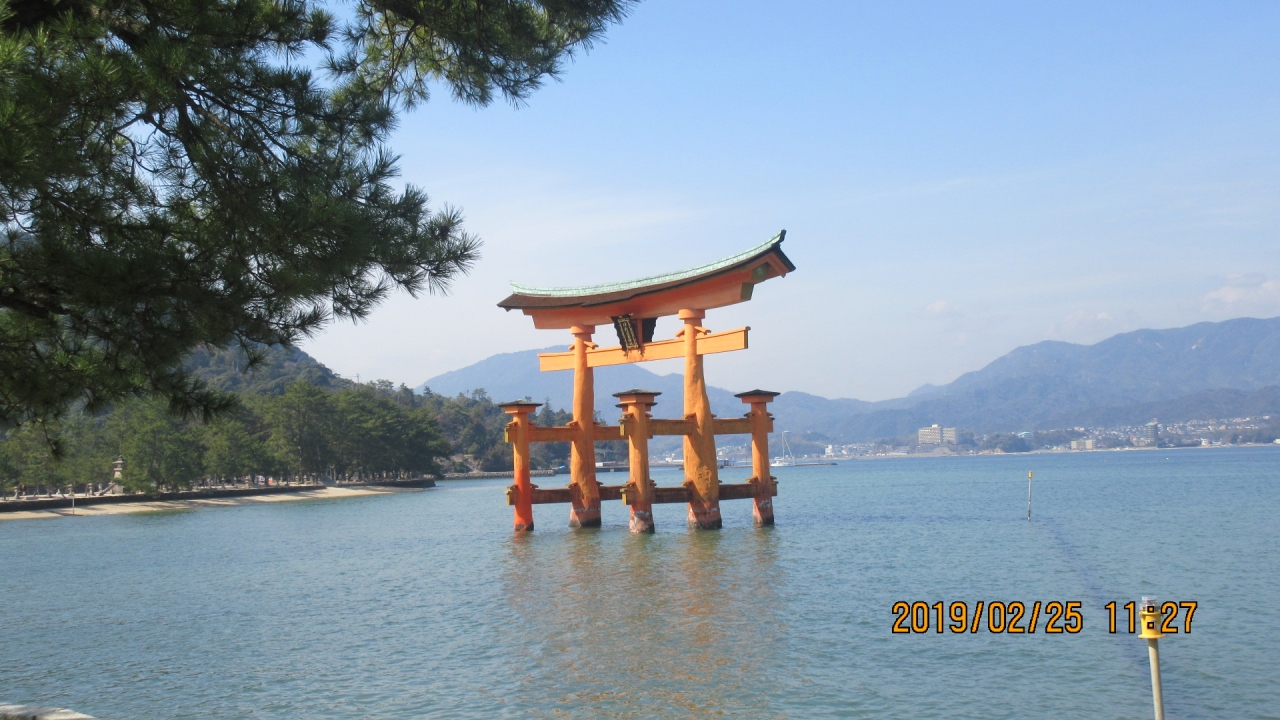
[509,231,785,298]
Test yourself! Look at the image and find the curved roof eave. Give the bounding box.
[499,230,790,311]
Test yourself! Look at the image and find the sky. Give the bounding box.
[300,0,1280,402]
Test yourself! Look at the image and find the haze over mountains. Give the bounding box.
[416,316,1280,442]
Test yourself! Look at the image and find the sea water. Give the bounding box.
[1,447,1277,719]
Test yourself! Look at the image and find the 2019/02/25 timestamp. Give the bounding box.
[891,601,1198,634]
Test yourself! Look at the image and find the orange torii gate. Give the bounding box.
[497,231,795,532]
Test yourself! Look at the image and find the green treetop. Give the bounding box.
[0,0,632,429]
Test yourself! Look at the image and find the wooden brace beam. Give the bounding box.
[538,327,749,371]
[521,482,775,505]
[506,423,622,443]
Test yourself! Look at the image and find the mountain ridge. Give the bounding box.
[417,315,1280,441]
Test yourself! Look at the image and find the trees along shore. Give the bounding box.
[0,381,577,498]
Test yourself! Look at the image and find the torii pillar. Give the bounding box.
[501,400,541,532]
[568,325,602,528]
[737,390,780,526]
[680,309,721,529]
[615,389,659,533]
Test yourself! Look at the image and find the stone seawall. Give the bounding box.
[442,470,558,479]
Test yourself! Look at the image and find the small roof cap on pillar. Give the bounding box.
[735,389,781,401]
[498,400,542,411]
[612,388,662,397]
[613,389,661,408]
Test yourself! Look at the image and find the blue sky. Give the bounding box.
[301,1,1280,401]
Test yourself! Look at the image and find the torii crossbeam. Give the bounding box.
[497,231,795,532]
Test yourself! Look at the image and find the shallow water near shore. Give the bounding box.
[2,446,1278,719]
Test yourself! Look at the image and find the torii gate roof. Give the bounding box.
[499,231,794,329]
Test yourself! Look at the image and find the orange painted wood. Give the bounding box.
[719,482,770,501]
[525,426,576,442]
[529,487,573,504]
[503,242,794,330]
[652,486,691,504]
[528,485,627,504]
[741,393,778,526]
[682,310,721,529]
[711,418,752,435]
[616,390,658,533]
[537,327,748,372]
[649,419,695,436]
[568,329,601,528]
[593,424,623,441]
[527,483,766,505]
[501,404,539,532]
[513,425,622,443]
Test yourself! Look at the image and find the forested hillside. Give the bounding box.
[0,346,578,496]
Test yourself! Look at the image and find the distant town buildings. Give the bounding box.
[1136,420,1159,446]
[706,414,1275,463]
[918,424,957,445]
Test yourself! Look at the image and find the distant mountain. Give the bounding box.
[921,318,1280,403]
[771,316,1280,439]
[186,344,351,395]
[419,316,1280,441]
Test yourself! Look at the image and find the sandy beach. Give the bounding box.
[0,486,392,522]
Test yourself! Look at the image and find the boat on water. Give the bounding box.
[771,431,837,467]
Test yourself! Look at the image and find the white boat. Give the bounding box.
[771,430,838,467]
[771,432,797,467]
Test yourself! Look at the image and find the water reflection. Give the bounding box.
[503,527,785,718]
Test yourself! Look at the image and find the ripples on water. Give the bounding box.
[2,447,1277,719]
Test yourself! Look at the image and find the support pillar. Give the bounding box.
[616,389,659,533]
[679,309,721,529]
[736,390,780,526]
[501,401,541,532]
[568,325,602,528]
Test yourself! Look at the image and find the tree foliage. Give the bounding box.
[0,0,631,429]
[0,377,458,494]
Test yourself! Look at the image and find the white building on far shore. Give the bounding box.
[918,424,957,445]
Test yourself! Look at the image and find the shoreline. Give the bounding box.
[0,486,396,522]
[818,440,1280,462]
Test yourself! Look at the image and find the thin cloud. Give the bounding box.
[1203,273,1280,311]
[925,300,961,317]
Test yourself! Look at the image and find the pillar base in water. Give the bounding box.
[754,496,775,526]
[513,521,534,533]
[629,509,655,534]
[568,506,601,528]
[687,505,722,530]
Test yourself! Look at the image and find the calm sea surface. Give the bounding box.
[2,447,1278,719]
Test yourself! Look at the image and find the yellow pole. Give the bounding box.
[568,325,601,528]
[1139,596,1165,720]
[679,308,721,530]
[1027,471,1033,521]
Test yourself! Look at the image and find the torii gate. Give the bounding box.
[497,231,795,532]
